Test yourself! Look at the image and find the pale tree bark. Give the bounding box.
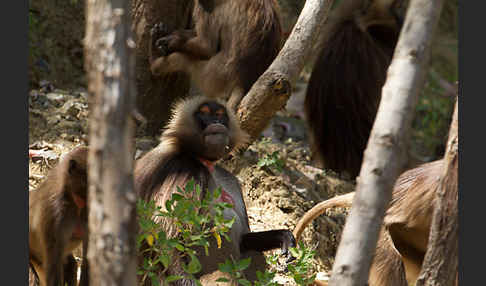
[84,0,138,285]
[415,99,458,286]
[236,0,334,141]
[328,0,446,285]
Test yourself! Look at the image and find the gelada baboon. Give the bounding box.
[134,96,296,285]
[149,0,282,110]
[294,159,449,286]
[29,146,89,286]
[305,0,405,178]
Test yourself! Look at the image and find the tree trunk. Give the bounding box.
[84,0,138,284]
[328,0,445,285]
[130,0,193,135]
[236,0,335,142]
[415,99,458,286]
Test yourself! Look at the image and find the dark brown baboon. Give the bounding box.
[305,0,405,178]
[149,0,282,110]
[29,146,89,286]
[293,159,446,286]
[134,96,296,285]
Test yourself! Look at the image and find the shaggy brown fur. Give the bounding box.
[304,0,404,178]
[293,159,445,286]
[149,0,282,110]
[134,96,295,286]
[29,146,89,286]
[29,264,41,286]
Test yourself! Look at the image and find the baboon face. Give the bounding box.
[66,159,88,199]
[194,101,231,161]
[62,147,89,214]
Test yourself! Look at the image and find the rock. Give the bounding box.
[61,99,81,117]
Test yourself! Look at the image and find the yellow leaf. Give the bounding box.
[146,234,154,246]
[213,232,222,249]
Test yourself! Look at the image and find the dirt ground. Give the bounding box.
[28,81,356,285]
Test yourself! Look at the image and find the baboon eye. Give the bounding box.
[199,105,210,114]
[215,109,225,117]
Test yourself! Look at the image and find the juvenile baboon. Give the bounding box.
[294,159,447,286]
[305,0,405,178]
[134,96,296,285]
[149,0,282,110]
[29,146,89,286]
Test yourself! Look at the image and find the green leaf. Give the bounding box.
[213,187,222,199]
[290,247,300,258]
[238,279,251,286]
[190,233,204,241]
[236,257,251,271]
[160,254,170,269]
[185,179,195,193]
[151,275,160,286]
[172,193,184,201]
[174,243,185,252]
[165,199,173,212]
[218,260,233,273]
[166,275,183,283]
[184,254,202,274]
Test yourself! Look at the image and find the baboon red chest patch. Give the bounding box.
[218,189,235,207]
[198,158,235,207]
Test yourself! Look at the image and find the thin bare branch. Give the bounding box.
[236,0,335,141]
[328,0,446,285]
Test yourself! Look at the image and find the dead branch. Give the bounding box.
[236,0,335,142]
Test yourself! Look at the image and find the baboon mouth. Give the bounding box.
[204,124,230,153]
[204,123,228,135]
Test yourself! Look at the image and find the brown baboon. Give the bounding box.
[29,146,89,286]
[149,0,282,110]
[294,159,447,286]
[29,264,40,286]
[134,96,295,285]
[305,0,405,178]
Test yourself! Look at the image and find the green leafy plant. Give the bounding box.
[257,151,285,173]
[136,179,235,286]
[217,242,317,286]
[137,179,318,286]
[287,242,317,286]
[217,256,278,286]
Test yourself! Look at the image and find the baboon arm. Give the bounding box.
[45,247,64,286]
[240,229,296,253]
[176,34,218,60]
[63,255,78,286]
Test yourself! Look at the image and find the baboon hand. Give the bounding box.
[154,37,170,56]
[150,22,169,39]
[151,22,170,56]
[155,34,186,56]
[280,230,297,263]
